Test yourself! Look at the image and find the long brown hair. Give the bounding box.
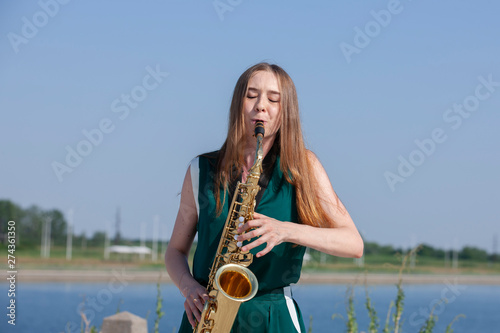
[214,62,336,228]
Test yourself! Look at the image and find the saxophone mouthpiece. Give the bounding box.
[254,121,265,138]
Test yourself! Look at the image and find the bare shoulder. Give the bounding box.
[305,149,338,198]
[306,149,328,177]
[179,164,197,220]
[306,150,354,226]
[306,149,319,161]
[168,164,198,253]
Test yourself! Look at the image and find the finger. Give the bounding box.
[193,296,204,312]
[184,301,196,328]
[238,227,261,242]
[241,236,266,252]
[252,212,266,219]
[186,297,202,322]
[237,220,252,232]
[256,244,274,257]
[238,219,261,233]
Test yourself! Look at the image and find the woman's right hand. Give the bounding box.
[180,274,209,328]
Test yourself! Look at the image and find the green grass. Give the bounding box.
[2,244,500,274]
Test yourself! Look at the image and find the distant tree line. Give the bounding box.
[0,199,107,248]
[0,199,498,263]
[363,241,497,262]
[0,199,67,247]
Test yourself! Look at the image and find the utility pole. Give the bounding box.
[40,217,46,258]
[46,218,51,258]
[66,209,73,261]
[452,238,459,269]
[104,228,110,260]
[161,224,168,260]
[114,206,121,245]
[493,234,498,262]
[41,216,52,258]
[104,220,111,260]
[140,221,146,261]
[410,235,417,269]
[444,242,450,268]
[152,215,159,262]
[81,231,87,250]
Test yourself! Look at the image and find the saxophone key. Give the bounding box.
[226,242,237,252]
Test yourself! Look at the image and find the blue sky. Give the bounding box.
[1,0,499,252]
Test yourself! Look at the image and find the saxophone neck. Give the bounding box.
[248,123,265,177]
[255,134,264,164]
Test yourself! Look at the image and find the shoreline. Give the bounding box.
[3,269,500,285]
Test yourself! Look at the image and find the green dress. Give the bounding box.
[178,151,306,333]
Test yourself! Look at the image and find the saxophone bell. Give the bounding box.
[215,264,258,300]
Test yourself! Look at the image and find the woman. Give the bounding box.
[165,63,363,332]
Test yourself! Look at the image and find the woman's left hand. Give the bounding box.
[236,212,291,257]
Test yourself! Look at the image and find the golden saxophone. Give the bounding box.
[194,121,265,333]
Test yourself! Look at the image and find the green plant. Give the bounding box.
[346,286,358,333]
[79,310,96,333]
[153,281,165,333]
[418,304,437,333]
[445,314,466,333]
[392,248,415,333]
[365,287,379,333]
[307,315,313,333]
[116,298,123,313]
[383,301,394,333]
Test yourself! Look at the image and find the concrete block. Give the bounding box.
[100,311,147,333]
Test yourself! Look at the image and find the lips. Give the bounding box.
[252,119,265,124]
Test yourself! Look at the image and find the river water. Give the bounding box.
[1,282,499,332]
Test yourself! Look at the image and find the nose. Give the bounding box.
[255,96,266,112]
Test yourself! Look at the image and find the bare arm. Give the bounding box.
[165,165,207,327]
[238,151,364,258]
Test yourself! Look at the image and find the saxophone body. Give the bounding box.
[194,121,265,333]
